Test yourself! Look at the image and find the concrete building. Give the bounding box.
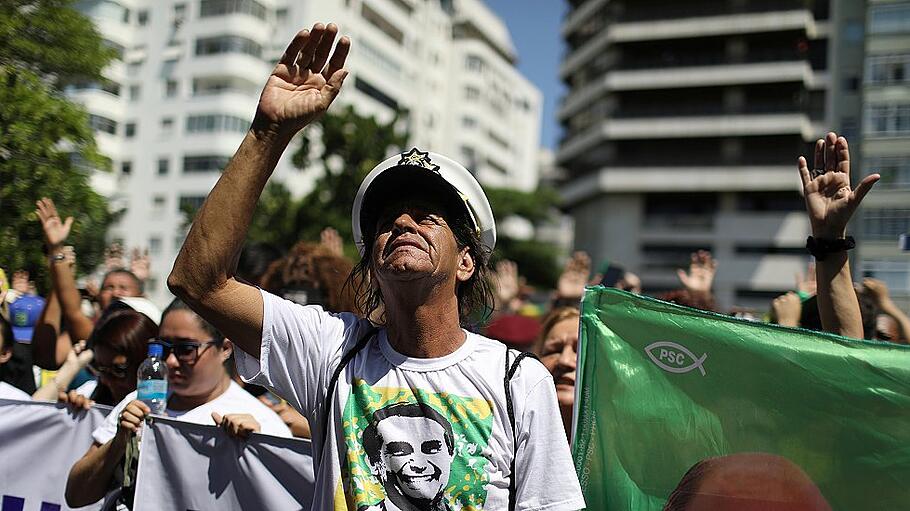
[856,0,910,311]
[558,0,836,311]
[72,0,542,306]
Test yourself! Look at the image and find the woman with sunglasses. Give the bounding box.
[65,299,290,508]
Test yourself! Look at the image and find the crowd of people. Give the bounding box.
[1,21,907,511]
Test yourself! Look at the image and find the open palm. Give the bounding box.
[798,133,878,238]
[258,23,350,133]
[36,197,73,248]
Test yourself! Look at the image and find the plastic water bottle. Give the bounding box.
[137,344,168,415]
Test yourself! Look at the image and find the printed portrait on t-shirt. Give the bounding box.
[339,379,494,511]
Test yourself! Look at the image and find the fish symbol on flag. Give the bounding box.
[644,341,708,376]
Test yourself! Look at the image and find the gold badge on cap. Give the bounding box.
[398,147,440,173]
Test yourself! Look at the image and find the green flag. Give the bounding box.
[573,287,910,511]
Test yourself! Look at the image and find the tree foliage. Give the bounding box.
[0,0,117,288]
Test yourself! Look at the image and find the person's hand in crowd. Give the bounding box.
[129,247,151,282]
[862,278,891,307]
[799,133,879,239]
[771,292,802,328]
[84,278,99,300]
[259,395,311,438]
[34,338,91,402]
[320,227,344,257]
[557,252,591,300]
[114,400,150,444]
[36,198,74,250]
[58,389,94,411]
[795,262,817,296]
[676,250,717,298]
[256,22,351,137]
[492,260,520,312]
[12,270,29,294]
[618,271,642,294]
[212,412,261,440]
[104,242,125,271]
[64,339,94,371]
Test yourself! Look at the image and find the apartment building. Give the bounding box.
[71,0,542,306]
[857,0,910,310]
[558,0,835,311]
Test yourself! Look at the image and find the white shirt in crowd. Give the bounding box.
[92,380,291,444]
[235,289,585,511]
[0,381,31,401]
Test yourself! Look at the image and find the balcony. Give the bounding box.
[561,9,817,77]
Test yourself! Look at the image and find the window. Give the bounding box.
[185,114,249,133]
[199,0,267,20]
[353,77,398,110]
[358,39,402,76]
[173,3,187,25]
[867,156,910,189]
[466,55,484,72]
[183,155,231,173]
[149,236,163,255]
[89,114,117,135]
[465,86,480,100]
[102,39,125,60]
[195,36,262,58]
[179,195,207,214]
[152,195,166,210]
[870,4,910,34]
[127,59,144,74]
[137,9,149,25]
[161,117,174,135]
[192,76,258,96]
[862,209,910,240]
[462,117,477,128]
[129,84,140,101]
[867,54,910,85]
[736,192,804,212]
[165,79,178,98]
[861,260,910,294]
[158,158,170,175]
[865,104,910,136]
[122,7,130,23]
[125,122,136,138]
[121,161,133,175]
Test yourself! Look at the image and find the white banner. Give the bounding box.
[133,416,314,511]
[0,399,112,511]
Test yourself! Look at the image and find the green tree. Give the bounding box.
[0,0,117,289]
[486,186,563,287]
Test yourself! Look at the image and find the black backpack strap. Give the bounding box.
[318,324,378,464]
[504,346,538,511]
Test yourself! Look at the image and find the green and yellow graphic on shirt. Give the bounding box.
[337,378,494,511]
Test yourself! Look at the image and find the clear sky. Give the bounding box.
[485,1,568,151]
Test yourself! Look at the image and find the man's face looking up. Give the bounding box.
[376,415,453,502]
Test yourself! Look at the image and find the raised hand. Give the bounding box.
[798,133,879,238]
[795,262,817,296]
[11,270,29,294]
[320,227,344,257]
[130,247,151,282]
[492,260,520,310]
[771,291,802,328]
[557,252,591,299]
[36,198,73,249]
[257,23,351,135]
[862,277,892,307]
[677,250,717,297]
[104,242,125,271]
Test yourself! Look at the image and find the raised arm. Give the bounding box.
[36,199,95,343]
[798,133,879,338]
[167,23,350,358]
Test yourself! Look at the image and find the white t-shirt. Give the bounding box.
[92,380,291,445]
[0,381,31,401]
[235,290,585,511]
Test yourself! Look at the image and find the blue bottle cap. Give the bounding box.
[147,343,164,358]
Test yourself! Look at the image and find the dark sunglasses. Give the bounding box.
[88,361,131,379]
[151,337,219,364]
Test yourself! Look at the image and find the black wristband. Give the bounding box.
[806,236,855,261]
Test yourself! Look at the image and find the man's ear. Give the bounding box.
[0,348,11,365]
[220,339,234,361]
[456,247,475,283]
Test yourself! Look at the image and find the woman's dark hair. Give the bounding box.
[347,199,494,326]
[162,298,224,344]
[89,309,158,366]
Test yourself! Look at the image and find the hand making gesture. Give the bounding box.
[36,198,73,250]
[257,23,351,136]
[798,133,879,239]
